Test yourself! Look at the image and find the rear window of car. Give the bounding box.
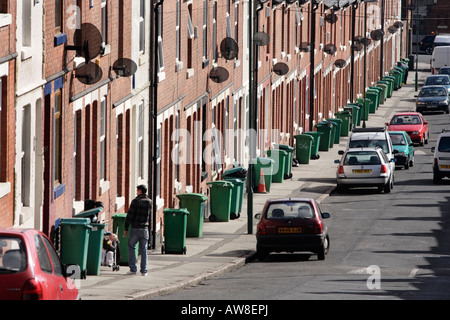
[266,202,315,220]
[390,115,421,125]
[425,77,450,85]
[349,140,388,154]
[439,68,450,75]
[0,237,27,274]
[419,87,447,97]
[389,133,407,145]
[438,137,450,152]
[344,151,381,165]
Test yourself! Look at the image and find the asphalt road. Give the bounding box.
[152,66,450,301]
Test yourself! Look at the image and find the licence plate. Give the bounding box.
[426,105,437,108]
[440,165,450,169]
[278,227,302,234]
[353,169,372,173]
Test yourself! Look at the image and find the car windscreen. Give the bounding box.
[344,151,381,165]
[438,137,450,152]
[0,237,27,274]
[425,77,450,85]
[439,68,450,75]
[348,140,388,154]
[419,87,447,97]
[390,115,421,125]
[266,202,315,220]
[389,134,407,145]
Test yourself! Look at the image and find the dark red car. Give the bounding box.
[0,228,80,300]
[255,198,331,261]
[386,112,429,146]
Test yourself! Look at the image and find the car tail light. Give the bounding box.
[22,279,43,300]
[257,222,266,235]
[338,165,345,176]
[434,158,438,167]
[380,164,388,174]
[313,221,323,234]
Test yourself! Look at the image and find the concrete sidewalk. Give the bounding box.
[79,61,428,300]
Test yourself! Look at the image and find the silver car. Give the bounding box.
[334,148,395,193]
[424,75,450,94]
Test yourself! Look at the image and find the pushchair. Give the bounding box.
[103,230,120,272]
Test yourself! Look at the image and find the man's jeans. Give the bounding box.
[128,227,149,273]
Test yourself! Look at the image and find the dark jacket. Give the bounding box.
[125,194,152,230]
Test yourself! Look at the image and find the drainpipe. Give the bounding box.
[350,2,358,102]
[379,0,385,78]
[309,1,319,131]
[149,0,165,250]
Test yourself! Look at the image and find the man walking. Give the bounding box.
[124,185,152,276]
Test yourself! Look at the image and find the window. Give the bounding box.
[0,77,2,178]
[138,101,144,179]
[22,0,31,46]
[55,0,62,32]
[54,90,62,185]
[176,0,181,61]
[100,98,106,181]
[35,235,52,274]
[116,114,123,196]
[212,2,217,62]
[202,0,208,65]
[21,105,31,206]
[42,236,63,276]
[101,0,107,45]
[157,5,164,73]
[74,110,82,200]
[139,0,145,53]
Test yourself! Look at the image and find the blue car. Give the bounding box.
[388,131,415,169]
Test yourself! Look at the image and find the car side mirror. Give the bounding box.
[431,147,435,152]
[414,95,418,97]
[321,212,331,219]
[424,121,428,125]
[334,159,340,164]
[338,150,344,155]
[390,158,396,162]
[254,213,262,219]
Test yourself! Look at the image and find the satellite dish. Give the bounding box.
[324,44,337,55]
[299,42,311,52]
[209,67,229,83]
[112,58,138,77]
[352,42,363,52]
[220,38,239,60]
[370,29,384,41]
[388,26,398,34]
[334,59,346,69]
[254,32,270,46]
[75,62,103,85]
[325,13,338,24]
[273,62,289,76]
[394,21,403,29]
[72,23,102,62]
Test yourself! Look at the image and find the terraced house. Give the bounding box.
[0,0,411,250]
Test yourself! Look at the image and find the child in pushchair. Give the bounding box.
[102,231,120,271]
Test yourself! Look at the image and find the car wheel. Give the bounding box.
[446,106,450,114]
[433,172,442,184]
[420,137,425,146]
[256,246,268,261]
[384,179,392,193]
[410,157,414,167]
[425,46,433,55]
[404,161,409,170]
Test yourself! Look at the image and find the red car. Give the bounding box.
[386,112,429,146]
[254,198,331,261]
[0,228,80,300]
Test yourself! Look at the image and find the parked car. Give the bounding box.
[419,35,435,55]
[431,129,450,184]
[423,75,450,94]
[386,112,429,146]
[0,228,80,300]
[388,131,415,169]
[431,46,450,74]
[254,198,330,261]
[415,85,450,114]
[347,127,396,174]
[439,66,450,76]
[334,148,395,193]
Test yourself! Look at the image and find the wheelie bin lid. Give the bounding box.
[294,134,313,141]
[223,177,244,185]
[267,148,288,155]
[163,208,190,215]
[303,131,323,136]
[207,180,234,188]
[60,218,92,227]
[112,213,127,219]
[74,206,103,218]
[223,167,247,178]
[176,193,208,201]
[276,144,294,152]
[253,157,275,165]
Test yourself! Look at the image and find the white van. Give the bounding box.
[433,35,450,47]
[431,45,450,74]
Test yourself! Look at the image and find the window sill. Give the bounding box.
[0,182,11,199]
[0,14,12,28]
[100,179,110,195]
[54,184,66,199]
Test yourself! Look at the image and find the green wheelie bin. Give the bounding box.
[303,131,322,159]
[355,99,370,120]
[334,111,351,136]
[314,123,333,151]
[277,144,294,179]
[162,208,189,254]
[382,77,394,96]
[86,222,107,275]
[327,118,342,144]
[370,86,385,104]
[176,193,208,237]
[345,105,361,127]
[223,167,247,214]
[112,213,137,266]
[365,92,378,113]
[253,157,274,192]
[60,218,92,279]
[294,134,313,164]
[376,82,388,101]
[267,149,287,183]
[221,178,244,219]
[207,180,234,222]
